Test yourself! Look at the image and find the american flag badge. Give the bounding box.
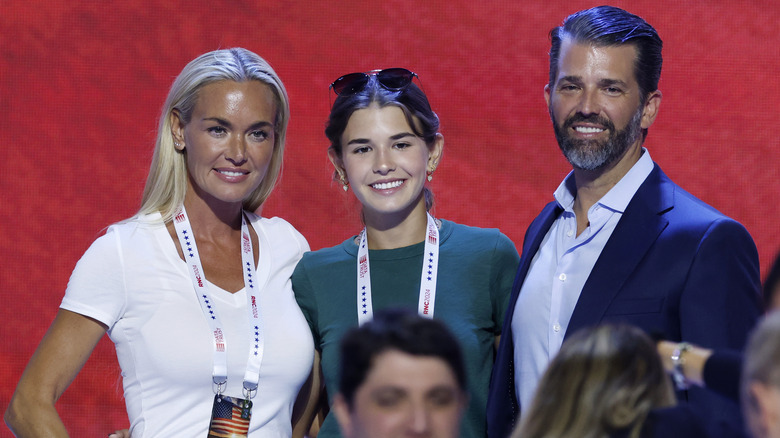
[207,394,252,437]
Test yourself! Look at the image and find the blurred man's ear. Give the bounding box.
[748,382,780,438]
[331,393,354,438]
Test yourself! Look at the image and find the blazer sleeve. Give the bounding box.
[679,217,761,438]
[678,217,762,350]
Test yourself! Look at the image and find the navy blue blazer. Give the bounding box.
[487,164,761,438]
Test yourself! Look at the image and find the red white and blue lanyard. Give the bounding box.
[356,212,440,325]
[173,206,264,399]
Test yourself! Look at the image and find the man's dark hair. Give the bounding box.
[549,5,663,101]
[338,308,466,406]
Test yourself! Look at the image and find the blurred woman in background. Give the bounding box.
[513,324,706,438]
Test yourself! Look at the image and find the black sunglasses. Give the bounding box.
[330,68,418,96]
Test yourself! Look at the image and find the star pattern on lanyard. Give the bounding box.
[427,252,434,281]
[361,286,368,314]
[182,230,195,258]
[254,326,260,356]
[203,295,216,320]
[245,261,254,290]
[245,255,259,355]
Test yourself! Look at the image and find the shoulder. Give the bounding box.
[246,212,297,235]
[62,217,162,326]
[668,185,752,242]
[441,219,514,246]
[441,219,503,241]
[440,219,518,256]
[82,213,172,269]
[643,164,722,219]
[641,165,750,235]
[670,183,729,220]
[246,212,310,253]
[291,238,356,314]
[297,237,356,270]
[94,214,165,251]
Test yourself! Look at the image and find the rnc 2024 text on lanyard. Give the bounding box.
[356,213,440,325]
[173,206,264,436]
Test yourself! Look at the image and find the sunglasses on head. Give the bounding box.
[330,68,418,96]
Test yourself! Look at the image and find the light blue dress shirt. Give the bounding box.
[511,149,654,410]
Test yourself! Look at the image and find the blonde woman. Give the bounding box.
[6,48,314,437]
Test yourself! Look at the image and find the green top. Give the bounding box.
[292,219,520,438]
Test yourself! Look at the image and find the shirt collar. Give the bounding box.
[554,148,654,213]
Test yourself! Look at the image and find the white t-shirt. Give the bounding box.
[61,212,314,437]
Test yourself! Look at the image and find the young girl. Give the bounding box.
[292,68,520,438]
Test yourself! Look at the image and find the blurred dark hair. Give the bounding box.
[338,308,466,406]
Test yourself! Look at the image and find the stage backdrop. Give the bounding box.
[1,0,778,435]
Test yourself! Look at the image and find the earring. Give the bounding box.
[337,172,349,192]
[427,160,438,182]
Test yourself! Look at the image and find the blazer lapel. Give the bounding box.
[566,165,675,337]
[507,201,563,313]
[511,201,563,298]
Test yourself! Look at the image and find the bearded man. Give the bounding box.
[488,6,761,438]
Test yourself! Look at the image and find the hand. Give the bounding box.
[108,429,130,438]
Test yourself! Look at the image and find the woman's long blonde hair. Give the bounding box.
[512,324,676,438]
[139,48,289,221]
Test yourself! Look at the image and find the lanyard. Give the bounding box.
[356,213,440,325]
[172,206,265,398]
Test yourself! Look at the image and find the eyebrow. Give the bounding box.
[202,117,274,130]
[346,132,417,146]
[557,76,629,89]
[598,78,629,88]
[557,75,583,85]
[427,385,460,395]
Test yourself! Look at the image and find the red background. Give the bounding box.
[1,1,778,435]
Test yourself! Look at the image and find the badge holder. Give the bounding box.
[207,383,253,438]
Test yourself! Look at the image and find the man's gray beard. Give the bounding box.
[554,107,644,171]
